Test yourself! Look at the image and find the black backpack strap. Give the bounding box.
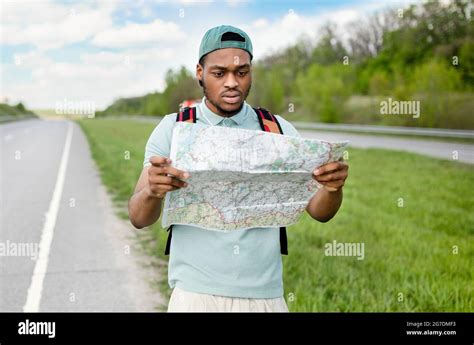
[253,107,289,255]
[279,227,288,255]
[176,107,197,123]
[164,225,173,256]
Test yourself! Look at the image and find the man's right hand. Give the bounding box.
[147,156,190,199]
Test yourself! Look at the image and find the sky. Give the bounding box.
[0,0,410,110]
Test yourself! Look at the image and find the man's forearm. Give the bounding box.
[306,187,343,222]
[128,187,163,229]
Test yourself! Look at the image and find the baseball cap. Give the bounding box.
[199,25,253,62]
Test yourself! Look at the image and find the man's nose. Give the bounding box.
[224,73,238,89]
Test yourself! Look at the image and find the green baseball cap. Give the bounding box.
[199,25,253,62]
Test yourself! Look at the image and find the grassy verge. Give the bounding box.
[77,118,473,312]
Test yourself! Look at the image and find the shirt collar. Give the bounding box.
[198,96,248,126]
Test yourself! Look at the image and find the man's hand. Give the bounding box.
[305,159,349,222]
[128,155,190,229]
[312,160,349,192]
[147,156,190,199]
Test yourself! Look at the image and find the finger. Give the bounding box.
[160,165,190,180]
[149,164,190,179]
[150,184,179,196]
[158,184,179,192]
[149,156,171,167]
[314,171,348,183]
[168,176,188,188]
[319,180,345,192]
[313,161,343,176]
[150,175,188,188]
[319,179,345,189]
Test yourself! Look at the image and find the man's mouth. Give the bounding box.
[222,93,241,104]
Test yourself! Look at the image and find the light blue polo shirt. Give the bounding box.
[143,97,301,298]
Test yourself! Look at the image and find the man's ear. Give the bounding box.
[196,63,203,86]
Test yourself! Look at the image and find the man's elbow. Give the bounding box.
[128,199,144,229]
[129,212,156,229]
[306,206,335,223]
[130,218,145,229]
[128,212,144,229]
[128,202,158,229]
[311,214,334,223]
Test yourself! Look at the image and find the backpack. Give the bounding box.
[164,106,288,256]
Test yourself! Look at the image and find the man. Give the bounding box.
[128,25,349,312]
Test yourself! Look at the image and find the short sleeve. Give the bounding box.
[274,115,301,138]
[143,114,177,167]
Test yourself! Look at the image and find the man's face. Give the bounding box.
[196,48,252,116]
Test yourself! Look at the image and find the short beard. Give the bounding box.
[201,79,251,116]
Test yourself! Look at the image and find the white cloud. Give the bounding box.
[179,0,214,5]
[243,3,383,60]
[1,1,116,50]
[1,0,391,110]
[226,0,250,7]
[5,47,181,109]
[252,18,269,29]
[91,19,186,48]
[80,49,174,65]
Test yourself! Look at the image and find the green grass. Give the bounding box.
[77,118,474,312]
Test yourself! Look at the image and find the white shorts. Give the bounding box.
[167,286,289,312]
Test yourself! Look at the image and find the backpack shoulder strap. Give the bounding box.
[279,226,288,255]
[176,107,197,123]
[164,225,173,255]
[252,107,284,135]
[253,107,288,255]
[165,107,196,256]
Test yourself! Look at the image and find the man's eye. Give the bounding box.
[213,72,224,77]
[238,71,248,77]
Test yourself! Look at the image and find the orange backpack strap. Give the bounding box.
[253,107,288,255]
[176,106,197,123]
[253,107,284,135]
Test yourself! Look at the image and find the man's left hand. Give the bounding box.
[312,160,349,193]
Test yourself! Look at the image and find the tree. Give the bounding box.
[312,23,347,65]
[296,63,350,123]
[409,59,462,127]
[15,102,26,112]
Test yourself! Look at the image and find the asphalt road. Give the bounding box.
[0,119,164,311]
[299,129,474,164]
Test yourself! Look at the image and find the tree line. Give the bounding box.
[98,0,473,129]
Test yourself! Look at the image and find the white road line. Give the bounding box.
[23,122,74,312]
